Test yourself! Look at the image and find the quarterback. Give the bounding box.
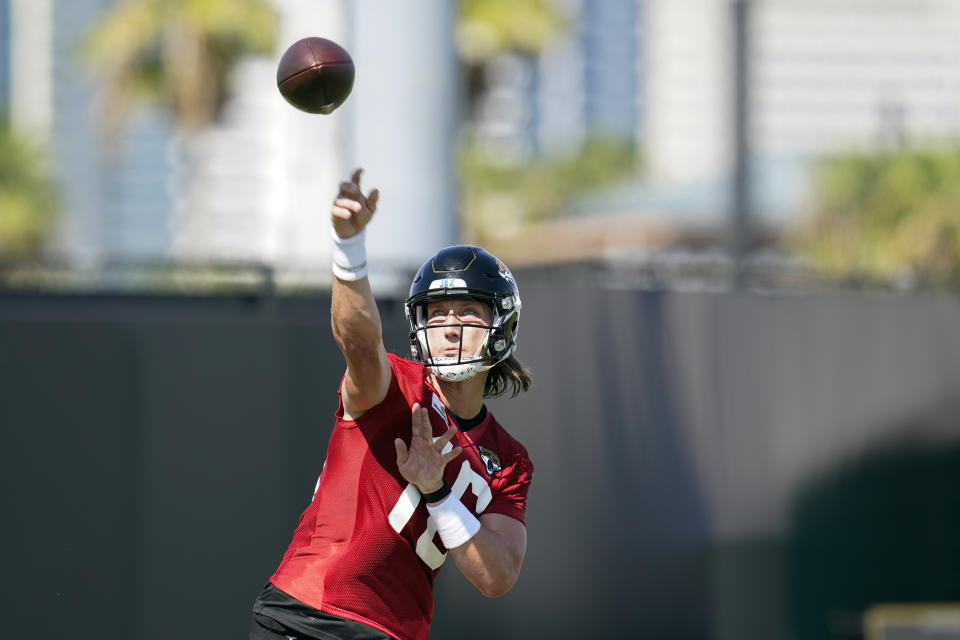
[250,169,534,640]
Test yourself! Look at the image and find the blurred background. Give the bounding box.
[2,1,959,638]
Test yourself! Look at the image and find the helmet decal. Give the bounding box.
[496,259,515,284]
[429,277,468,290]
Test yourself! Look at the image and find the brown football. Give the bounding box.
[276,37,355,114]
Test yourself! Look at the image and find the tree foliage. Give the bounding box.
[457,0,565,63]
[460,138,642,244]
[796,149,960,289]
[0,123,59,257]
[82,0,277,134]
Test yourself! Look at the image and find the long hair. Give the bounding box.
[483,354,533,399]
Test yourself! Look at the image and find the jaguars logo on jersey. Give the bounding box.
[477,445,503,476]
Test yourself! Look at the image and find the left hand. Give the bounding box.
[394,403,462,494]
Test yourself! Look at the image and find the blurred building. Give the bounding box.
[471,0,641,158]
[4,0,169,262]
[6,0,960,275]
[470,0,960,262]
[752,0,960,155]
[2,0,456,290]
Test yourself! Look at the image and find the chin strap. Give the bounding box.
[429,360,491,381]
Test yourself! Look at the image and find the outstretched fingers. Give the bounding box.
[394,437,409,465]
[394,403,467,491]
[441,445,463,466]
[410,403,426,439]
[435,424,457,448]
[434,425,462,466]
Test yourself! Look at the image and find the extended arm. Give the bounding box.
[330,169,391,418]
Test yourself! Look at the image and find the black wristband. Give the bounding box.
[422,480,451,504]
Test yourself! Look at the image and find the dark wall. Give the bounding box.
[0,293,407,640]
[2,286,959,639]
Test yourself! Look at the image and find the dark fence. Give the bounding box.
[2,283,959,639]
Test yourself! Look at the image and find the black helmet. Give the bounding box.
[405,245,521,381]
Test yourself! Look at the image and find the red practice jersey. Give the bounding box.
[269,353,534,640]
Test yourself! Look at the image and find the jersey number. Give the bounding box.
[388,457,493,569]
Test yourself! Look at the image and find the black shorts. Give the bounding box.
[250,583,393,640]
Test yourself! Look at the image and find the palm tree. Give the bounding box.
[82,0,277,135]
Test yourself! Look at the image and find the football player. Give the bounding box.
[250,169,534,640]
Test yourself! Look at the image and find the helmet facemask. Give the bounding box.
[406,291,520,382]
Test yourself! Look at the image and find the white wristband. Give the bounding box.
[331,227,368,281]
[426,494,482,549]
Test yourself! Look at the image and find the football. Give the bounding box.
[276,37,355,114]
